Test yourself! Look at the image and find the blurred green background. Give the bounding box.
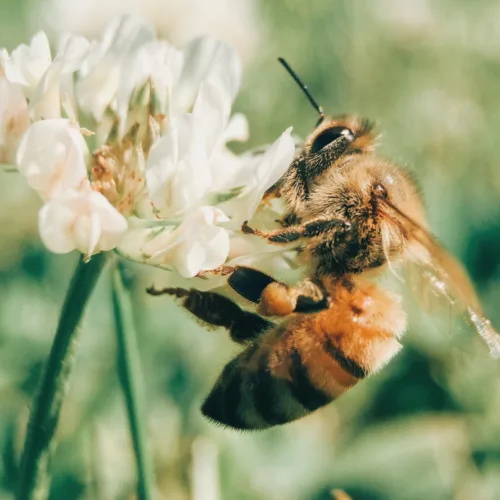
[1,1,500,499]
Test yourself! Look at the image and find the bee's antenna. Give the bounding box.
[278,57,325,126]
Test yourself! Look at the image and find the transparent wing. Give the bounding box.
[380,198,500,359]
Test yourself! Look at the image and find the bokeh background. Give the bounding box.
[1,1,500,499]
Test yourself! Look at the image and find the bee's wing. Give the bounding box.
[380,198,500,359]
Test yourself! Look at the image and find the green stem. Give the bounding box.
[112,263,155,500]
[18,252,109,500]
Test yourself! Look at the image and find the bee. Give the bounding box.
[147,60,500,430]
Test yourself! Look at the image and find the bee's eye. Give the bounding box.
[373,183,388,199]
[310,126,355,154]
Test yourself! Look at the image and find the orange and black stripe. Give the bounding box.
[201,336,368,430]
[288,347,331,411]
[322,336,368,380]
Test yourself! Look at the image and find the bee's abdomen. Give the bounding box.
[201,343,309,430]
[201,330,366,430]
[202,279,405,430]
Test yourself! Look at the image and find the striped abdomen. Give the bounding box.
[202,280,406,430]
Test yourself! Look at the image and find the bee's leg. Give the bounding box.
[242,217,350,244]
[284,136,350,204]
[262,181,302,228]
[146,287,273,344]
[258,277,330,317]
[306,135,352,179]
[288,154,310,203]
[276,155,310,219]
[278,136,352,218]
[292,278,330,312]
[227,267,330,317]
[262,179,282,202]
[228,267,278,303]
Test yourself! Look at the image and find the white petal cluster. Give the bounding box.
[1,16,295,278]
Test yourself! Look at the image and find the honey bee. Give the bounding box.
[147,60,500,430]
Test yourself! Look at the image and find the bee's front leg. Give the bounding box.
[306,134,352,179]
[242,217,350,244]
[281,135,351,209]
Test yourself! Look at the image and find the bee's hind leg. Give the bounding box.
[227,267,331,317]
[146,287,273,344]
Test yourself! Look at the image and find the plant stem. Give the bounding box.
[18,252,109,500]
[112,263,155,500]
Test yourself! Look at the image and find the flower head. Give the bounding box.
[1,15,295,281]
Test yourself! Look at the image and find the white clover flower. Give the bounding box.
[145,113,211,217]
[120,206,230,278]
[217,127,295,226]
[29,34,91,120]
[0,75,30,164]
[116,40,183,137]
[120,127,294,276]
[76,16,156,122]
[39,185,127,255]
[173,35,241,113]
[16,119,89,200]
[2,15,296,280]
[4,31,52,99]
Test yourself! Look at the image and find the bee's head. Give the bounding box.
[304,156,426,274]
